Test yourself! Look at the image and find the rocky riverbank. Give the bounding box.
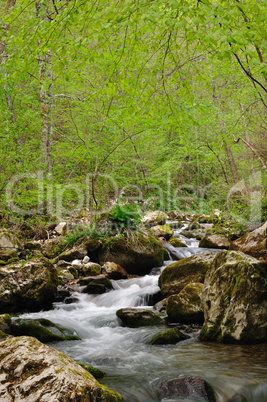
[0,209,266,401]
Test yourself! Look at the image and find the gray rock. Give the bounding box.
[0,335,123,401]
[158,376,216,401]
[158,252,216,297]
[200,250,267,343]
[102,262,128,279]
[199,234,231,249]
[166,282,204,324]
[141,210,168,228]
[55,221,67,235]
[233,221,267,258]
[116,308,163,327]
[148,224,174,240]
[0,257,58,313]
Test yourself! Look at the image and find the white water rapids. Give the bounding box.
[19,223,267,401]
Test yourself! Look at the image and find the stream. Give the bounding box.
[19,222,267,401]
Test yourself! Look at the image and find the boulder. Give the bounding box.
[0,314,11,334]
[158,376,216,401]
[187,220,202,230]
[199,234,231,249]
[0,249,19,263]
[0,335,123,401]
[11,318,80,342]
[80,275,113,294]
[167,210,184,220]
[55,221,67,235]
[0,230,20,251]
[41,237,66,259]
[166,283,204,324]
[141,210,168,228]
[91,232,164,275]
[158,252,216,297]
[0,257,58,313]
[233,221,267,258]
[168,237,187,248]
[102,262,128,279]
[78,363,105,380]
[149,327,189,345]
[200,250,267,343]
[168,221,184,229]
[116,308,163,327]
[54,245,87,263]
[148,224,174,240]
[83,262,102,276]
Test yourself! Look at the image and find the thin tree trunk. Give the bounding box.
[234,137,267,172]
[212,79,239,182]
[36,2,53,172]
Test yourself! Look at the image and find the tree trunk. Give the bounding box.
[36,2,53,172]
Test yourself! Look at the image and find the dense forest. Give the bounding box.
[1,0,266,226]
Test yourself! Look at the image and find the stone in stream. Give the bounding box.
[102,261,128,279]
[158,376,217,401]
[166,282,204,324]
[79,275,113,294]
[0,335,123,401]
[116,308,163,327]
[158,252,216,297]
[158,237,186,260]
[199,234,231,249]
[148,224,174,240]
[0,257,58,313]
[149,327,190,345]
[168,237,187,248]
[11,318,81,342]
[200,250,267,343]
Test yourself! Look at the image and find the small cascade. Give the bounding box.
[18,219,267,402]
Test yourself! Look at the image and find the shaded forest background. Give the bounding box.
[0,0,266,227]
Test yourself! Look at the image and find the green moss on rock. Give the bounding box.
[149,327,189,345]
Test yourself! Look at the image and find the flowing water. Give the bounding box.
[19,222,267,401]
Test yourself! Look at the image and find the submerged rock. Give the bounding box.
[11,318,80,342]
[0,335,123,401]
[200,250,267,343]
[116,308,163,327]
[199,234,231,249]
[158,376,216,401]
[0,257,58,313]
[166,282,204,324]
[158,252,215,297]
[149,327,189,345]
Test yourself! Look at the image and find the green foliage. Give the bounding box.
[109,204,141,230]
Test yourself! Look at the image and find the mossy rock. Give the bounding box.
[0,257,58,313]
[95,231,164,275]
[41,237,66,259]
[11,318,81,343]
[80,275,113,294]
[82,262,102,276]
[0,335,123,401]
[187,221,202,230]
[158,252,216,297]
[78,363,105,379]
[54,245,87,264]
[168,221,184,229]
[166,283,204,324]
[116,308,163,327]
[0,314,11,334]
[149,327,189,345]
[24,241,42,251]
[141,210,169,228]
[148,224,174,240]
[200,250,267,343]
[168,237,187,248]
[0,249,19,262]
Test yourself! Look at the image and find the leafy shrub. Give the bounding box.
[109,204,141,230]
